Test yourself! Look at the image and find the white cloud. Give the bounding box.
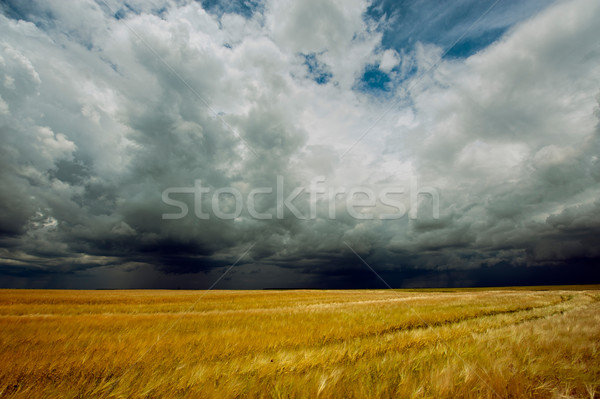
[379,49,399,73]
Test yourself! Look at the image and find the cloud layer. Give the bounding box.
[0,0,599,288]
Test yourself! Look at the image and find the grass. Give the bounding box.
[0,286,599,398]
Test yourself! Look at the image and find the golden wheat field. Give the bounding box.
[0,287,599,398]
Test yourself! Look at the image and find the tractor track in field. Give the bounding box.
[122,294,579,371]
[190,294,588,377]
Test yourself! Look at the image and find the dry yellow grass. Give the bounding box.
[0,286,598,398]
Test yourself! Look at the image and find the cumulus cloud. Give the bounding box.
[0,0,599,288]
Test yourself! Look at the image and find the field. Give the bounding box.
[0,287,599,398]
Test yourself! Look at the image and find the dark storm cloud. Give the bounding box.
[0,0,599,288]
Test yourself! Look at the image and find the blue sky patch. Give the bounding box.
[357,64,392,94]
[365,0,555,59]
[302,53,333,85]
[200,0,263,18]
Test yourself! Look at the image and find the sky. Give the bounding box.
[0,0,599,289]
